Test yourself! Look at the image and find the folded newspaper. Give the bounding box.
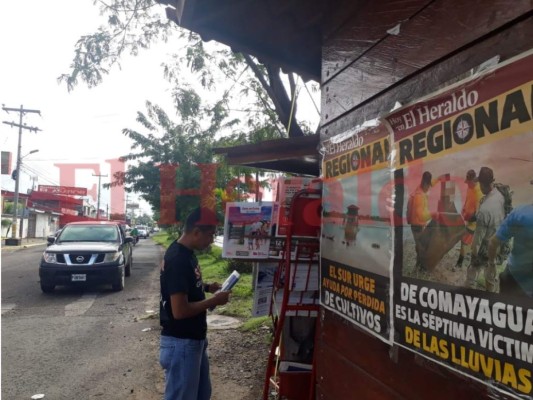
[208,270,240,311]
[220,270,240,292]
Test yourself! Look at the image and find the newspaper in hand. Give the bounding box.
[220,270,240,292]
[208,270,240,311]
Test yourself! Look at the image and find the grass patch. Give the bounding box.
[198,247,254,319]
[151,231,176,247]
[241,316,272,332]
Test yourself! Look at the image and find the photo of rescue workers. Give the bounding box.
[399,133,533,298]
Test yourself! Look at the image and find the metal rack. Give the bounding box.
[262,189,321,400]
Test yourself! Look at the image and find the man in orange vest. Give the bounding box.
[454,169,483,271]
[408,171,434,270]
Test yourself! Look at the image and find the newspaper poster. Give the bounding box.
[268,236,287,259]
[320,122,393,343]
[222,202,274,259]
[385,50,533,399]
[275,177,321,237]
[252,262,278,317]
[252,262,319,317]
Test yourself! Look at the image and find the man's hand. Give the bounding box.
[206,282,221,294]
[211,291,230,306]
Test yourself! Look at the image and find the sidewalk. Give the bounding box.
[214,235,223,248]
[1,237,48,252]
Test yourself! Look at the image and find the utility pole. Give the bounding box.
[92,173,108,220]
[125,194,129,224]
[126,195,139,226]
[30,176,38,192]
[2,105,41,245]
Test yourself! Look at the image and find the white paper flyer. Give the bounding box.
[222,202,274,259]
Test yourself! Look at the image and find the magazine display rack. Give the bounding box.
[262,188,321,400]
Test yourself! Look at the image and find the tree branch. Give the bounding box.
[243,54,303,137]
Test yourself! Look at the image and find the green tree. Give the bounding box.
[1,219,12,237]
[108,99,262,224]
[59,0,318,139]
[61,0,306,223]
[2,201,24,215]
[135,213,153,226]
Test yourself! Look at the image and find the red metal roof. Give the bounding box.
[30,191,82,205]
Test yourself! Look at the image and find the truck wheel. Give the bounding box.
[112,267,125,291]
[125,258,132,277]
[41,283,55,293]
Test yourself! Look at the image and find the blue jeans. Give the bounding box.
[160,335,211,400]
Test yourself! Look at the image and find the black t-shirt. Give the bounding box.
[160,241,207,340]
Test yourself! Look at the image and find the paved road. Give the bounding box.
[1,238,164,399]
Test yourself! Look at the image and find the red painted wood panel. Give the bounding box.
[321,0,532,125]
[321,0,367,40]
[320,16,533,139]
[315,310,518,400]
[322,0,431,83]
[316,343,404,400]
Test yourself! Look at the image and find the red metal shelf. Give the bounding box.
[262,188,321,400]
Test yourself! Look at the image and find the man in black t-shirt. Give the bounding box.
[159,208,230,400]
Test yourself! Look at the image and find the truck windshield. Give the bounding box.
[58,225,119,242]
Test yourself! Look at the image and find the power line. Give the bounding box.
[20,164,60,186]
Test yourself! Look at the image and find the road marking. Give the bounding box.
[1,303,16,314]
[65,294,97,317]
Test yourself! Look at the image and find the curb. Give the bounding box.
[1,242,47,251]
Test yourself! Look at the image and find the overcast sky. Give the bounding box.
[0,0,183,216]
[0,0,321,217]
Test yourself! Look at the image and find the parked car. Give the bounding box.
[135,225,149,239]
[39,221,134,293]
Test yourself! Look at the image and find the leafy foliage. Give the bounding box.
[108,100,208,220]
[2,201,24,215]
[60,0,319,139]
[107,99,271,225]
[62,0,319,224]
[58,0,174,91]
[134,213,154,226]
